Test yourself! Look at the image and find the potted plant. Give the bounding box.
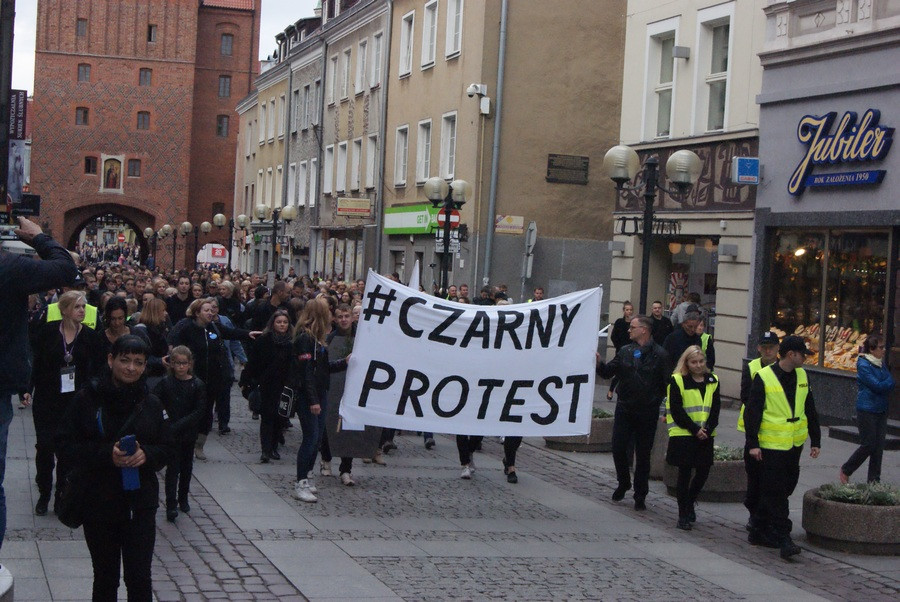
[663,445,746,502]
[802,482,900,555]
[544,407,614,452]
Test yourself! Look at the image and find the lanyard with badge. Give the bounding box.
[60,325,78,394]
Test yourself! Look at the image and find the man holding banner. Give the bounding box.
[596,315,670,510]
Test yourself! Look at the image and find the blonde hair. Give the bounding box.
[57,290,87,320]
[294,297,331,345]
[674,345,707,376]
[187,297,214,319]
[139,298,167,327]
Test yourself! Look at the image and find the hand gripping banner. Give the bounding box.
[340,270,600,437]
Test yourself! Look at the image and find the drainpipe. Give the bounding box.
[481,0,508,287]
[310,38,328,276]
[374,0,393,273]
[281,67,293,275]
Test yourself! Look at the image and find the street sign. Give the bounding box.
[434,230,460,253]
[731,157,760,185]
[117,233,126,243]
[436,209,460,228]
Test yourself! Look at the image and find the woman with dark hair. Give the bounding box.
[56,335,172,601]
[840,335,894,484]
[100,297,148,359]
[240,310,293,463]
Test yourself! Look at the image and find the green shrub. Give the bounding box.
[818,482,900,506]
[712,445,743,462]
[592,407,613,419]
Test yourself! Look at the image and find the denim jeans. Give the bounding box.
[0,390,14,549]
[841,410,888,483]
[296,399,327,481]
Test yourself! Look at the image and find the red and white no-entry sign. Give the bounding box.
[117,233,126,242]
[436,209,460,228]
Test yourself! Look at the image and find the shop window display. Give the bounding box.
[768,229,889,372]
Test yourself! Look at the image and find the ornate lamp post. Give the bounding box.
[213,213,249,273]
[177,221,192,272]
[143,227,157,267]
[255,203,297,275]
[424,176,469,296]
[192,221,212,269]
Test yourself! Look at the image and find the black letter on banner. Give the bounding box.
[397,370,429,417]
[532,376,562,425]
[428,304,463,346]
[460,311,491,348]
[399,297,426,338]
[477,379,503,419]
[432,376,469,418]
[526,306,555,349]
[500,380,533,423]
[558,303,581,346]
[494,311,524,350]
[358,361,396,407]
[565,374,590,422]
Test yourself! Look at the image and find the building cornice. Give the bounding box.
[622,129,759,151]
[759,25,900,67]
[323,0,387,43]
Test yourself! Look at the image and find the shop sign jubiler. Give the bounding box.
[788,109,893,196]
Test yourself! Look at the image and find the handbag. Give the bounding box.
[248,386,262,413]
[277,386,295,418]
[56,467,88,529]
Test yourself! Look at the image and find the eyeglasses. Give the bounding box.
[172,360,191,366]
[628,325,647,331]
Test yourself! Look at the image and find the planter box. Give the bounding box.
[802,487,900,555]
[649,421,668,480]
[663,460,746,503]
[544,417,613,452]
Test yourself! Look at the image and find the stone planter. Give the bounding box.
[544,417,614,452]
[649,421,668,480]
[663,460,746,503]
[802,487,900,555]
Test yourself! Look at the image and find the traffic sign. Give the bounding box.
[434,230,460,253]
[436,209,460,228]
[117,233,126,243]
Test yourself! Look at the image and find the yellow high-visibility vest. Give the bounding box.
[700,333,710,353]
[46,302,98,330]
[666,372,718,437]
[756,365,809,450]
[737,358,766,432]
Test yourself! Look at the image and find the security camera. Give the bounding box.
[466,84,478,98]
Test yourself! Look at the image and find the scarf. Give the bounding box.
[863,354,882,368]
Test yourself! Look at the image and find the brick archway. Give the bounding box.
[64,204,158,264]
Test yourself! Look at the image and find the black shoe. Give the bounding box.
[35,495,50,516]
[747,529,779,548]
[634,497,647,511]
[425,438,436,450]
[502,459,510,475]
[166,508,178,522]
[687,507,696,524]
[611,484,630,501]
[676,518,692,530]
[219,426,231,435]
[269,449,281,460]
[780,537,801,560]
[507,471,518,484]
[260,454,270,464]
[179,500,190,514]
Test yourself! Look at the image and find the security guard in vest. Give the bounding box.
[745,335,821,559]
[45,276,99,329]
[738,331,780,536]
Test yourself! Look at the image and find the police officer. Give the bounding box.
[744,335,821,559]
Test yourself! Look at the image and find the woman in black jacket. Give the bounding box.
[56,335,172,602]
[240,310,293,463]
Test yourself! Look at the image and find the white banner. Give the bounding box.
[340,270,601,436]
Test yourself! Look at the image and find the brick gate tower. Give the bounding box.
[30,0,260,270]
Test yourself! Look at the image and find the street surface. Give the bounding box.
[1,384,898,601]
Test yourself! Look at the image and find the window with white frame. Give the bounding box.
[644,17,678,140]
[399,12,414,77]
[341,49,351,99]
[371,33,383,87]
[336,141,348,192]
[328,56,338,104]
[312,80,321,123]
[422,1,438,68]
[351,138,362,190]
[266,168,273,204]
[440,112,456,179]
[324,145,334,194]
[303,85,311,129]
[258,105,266,143]
[246,121,252,156]
[395,125,409,186]
[291,89,300,133]
[445,0,463,57]
[694,3,733,133]
[268,99,276,140]
[278,95,285,137]
[416,119,432,183]
[356,40,367,93]
[275,165,283,205]
[309,158,317,207]
[257,170,264,205]
[298,161,308,206]
[366,134,377,188]
[288,163,296,205]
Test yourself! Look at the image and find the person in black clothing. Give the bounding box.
[132,298,170,384]
[250,281,291,330]
[650,300,674,346]
[607,301,634,400]
[56,335,172,602]
[596,315,670,510]
[662,305,715,371]
[215,281,243,326]
[153,345,205,522]
[320,305,358,485]
[98,297,150,359]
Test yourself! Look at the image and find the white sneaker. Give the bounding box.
[340,472,355,486]
[469,457,476,471]
[320,461,332,477]
[460,466,472,479]
[292,479,317,503]
[307,478,318,494]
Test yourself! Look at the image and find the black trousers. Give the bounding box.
[83,507,156,602]
[743,447,763,522]
[841,410,888,483]
[503,437,523,468]
[215,381,232,431]
[455,435,483,466]
[164,439,194,508]
[319,429,353,473]
[612,405,659,499]
[753,445,802,539]
[380,428,395,445]
[34,421,68,499]
[259,407,280,456]
[198,386,218,436]
[676,464,711,517]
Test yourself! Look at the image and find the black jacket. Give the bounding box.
[651,315,674,346]
[610,318,631,351]
[56,376,172,523]
[170,319,250,394]
[152,375,206,442]
[292,331,347,407]
[597,341,670,414]
[663,327,715,371]
[240,332,293,410]
[745,363,821,450]
[0,234,79,392]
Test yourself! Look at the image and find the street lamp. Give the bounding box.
[425,176,469,296]
[191,221,212,269]
[143,227,156,267]
[603,145,701,314]
[255,204,296,275]
[173,221,192,273]
[214,212,249,273]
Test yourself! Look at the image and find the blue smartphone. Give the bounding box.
[120,434,137,455]
[119,435,140,491]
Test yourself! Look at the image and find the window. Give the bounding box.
[336,141,348,192]
[766,229,890,373]
[127,159,141,177]
[422,1,438,67]
[77,63,90,82]
[324,145,334,194]
[309,158,318,207]
[218,75,231,98]
[445,0,463,57]
[643,16,678,141]
[137,111,150,130]
[312,80,321,124]
[76,18,87,38]
[84,156,97,174]
[278,94,285,137]
[416,119,432,183]
[216,115,229,137]
[275,165,283,206]
[288,163,297,205]
[291,89,300,133]
[440,112,456,179]
[257,170,264,205]
[298,161,308,206]
[328,56,338,104]
[221,33,234,56]
[366,134,377,189]
[266,168,273,205]
[268,99,275,140]
[705,24,729,131]
[351,138,362,191]
[303,85,311,129]
[341,48,351,99]
[147,24,157,43]
[75,107,89,125]
[139,68,152,86]
[399,12,414,77]
[246,122,252,156]
[356,40,368,93]
[371,33,383,87]
[394,125,409,186]
[259,104,266,143]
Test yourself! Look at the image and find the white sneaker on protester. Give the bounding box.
[469,457,476,471]
[292,479,317,503]
[320,461,332,477]
[307,478,318,494]
[460,466,472,479]
[340,472,355,486]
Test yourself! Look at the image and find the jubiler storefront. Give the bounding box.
[752,3,899,422]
